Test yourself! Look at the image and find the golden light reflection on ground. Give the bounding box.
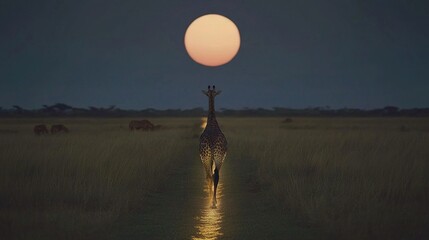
[192,181,223,240]
[201,117,207,130]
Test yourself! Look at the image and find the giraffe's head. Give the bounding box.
[202,85,222,98]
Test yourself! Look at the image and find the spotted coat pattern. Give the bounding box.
[199,87,227,179]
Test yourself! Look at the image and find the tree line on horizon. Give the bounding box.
[0,103,428,117]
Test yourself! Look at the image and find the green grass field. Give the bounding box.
[0,117,428,239]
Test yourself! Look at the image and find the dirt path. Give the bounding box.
[107,151,323,239]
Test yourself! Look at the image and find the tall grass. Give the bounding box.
[1,117,428,239]
[0,118,197,239]
[224,118,429,240]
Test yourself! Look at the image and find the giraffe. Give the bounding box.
[199,85,227,206]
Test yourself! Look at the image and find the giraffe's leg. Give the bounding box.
[205,168,212,180]
[204,164,213,194]
[204,175,212,194]
[212,168,219,206]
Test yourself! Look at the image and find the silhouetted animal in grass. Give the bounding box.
[34,124,49,135]
[282,118,293,123]
[51,124,69,134]
[129,120,154,131]
[199,85,227,207]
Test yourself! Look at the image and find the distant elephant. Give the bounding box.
[34,124,49,135]
[153,124,162,130]
[129,120,154,131]
[51,124,69,134]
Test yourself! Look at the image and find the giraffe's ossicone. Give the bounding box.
[199,85,227,205]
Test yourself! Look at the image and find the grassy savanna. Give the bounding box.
[0,118,198,239]
[223,117,429,240]
[0,117,428,239]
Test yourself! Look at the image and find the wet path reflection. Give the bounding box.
[192,181,224,240]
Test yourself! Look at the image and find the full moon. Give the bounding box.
[184,14,241,67]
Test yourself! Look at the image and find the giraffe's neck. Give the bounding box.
[207,96,218,124]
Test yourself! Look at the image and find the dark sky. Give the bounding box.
[1,0,428,109]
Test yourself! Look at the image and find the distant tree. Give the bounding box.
[13,105,24,111]
[383,106,399,115]
[42,105,54,114]
[106,105,116,111]
[52,103,73,111]
[89,106,100,112]
[141,108,157,113]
